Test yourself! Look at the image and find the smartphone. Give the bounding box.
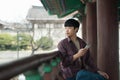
[84,44,90,49]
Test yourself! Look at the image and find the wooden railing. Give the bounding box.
[0,51,64,80]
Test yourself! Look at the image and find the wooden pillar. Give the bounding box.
[97,0,119,80]
[81,16,87,41]
[86,2,97,64]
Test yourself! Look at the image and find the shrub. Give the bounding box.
[36,36,53,50]
[0,33,14,50]
[14,33,31,50]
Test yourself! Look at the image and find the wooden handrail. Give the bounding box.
[0,51,60,80]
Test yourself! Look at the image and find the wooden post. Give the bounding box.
[97,0,119,80]
[86,2,97,64]
[81,16,87,41]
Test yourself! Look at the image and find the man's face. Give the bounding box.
[65,26,78,37]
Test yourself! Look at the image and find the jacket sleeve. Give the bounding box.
[57,41,73,67]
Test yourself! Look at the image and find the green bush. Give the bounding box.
[0,33,54,50]
[0,33,14,50]
[14,33,31,50]
[0,33,31,50]
[36,36,53,50]
[0,45,5,50]
[0,33,14,45]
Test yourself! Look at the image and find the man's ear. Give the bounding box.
[75,28,79,32]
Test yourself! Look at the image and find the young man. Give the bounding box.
[57,19,109,80]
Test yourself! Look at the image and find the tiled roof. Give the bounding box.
[26,6,65,21]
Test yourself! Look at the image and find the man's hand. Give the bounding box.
[73,48,88,61]
[78,48,88,57]
[97,71,109,79]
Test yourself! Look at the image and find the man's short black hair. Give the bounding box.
[64,19,79,28]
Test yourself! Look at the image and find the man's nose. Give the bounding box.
[65,29,69,32]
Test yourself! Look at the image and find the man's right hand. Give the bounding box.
[73,48,88,61]
[78,48,88,57]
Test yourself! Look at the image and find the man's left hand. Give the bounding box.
[97,70,109,79]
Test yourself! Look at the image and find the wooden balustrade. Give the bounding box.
[0,51,64,80]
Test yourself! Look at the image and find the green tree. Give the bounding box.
[0,33,14,50]
[36,36,53,50]
[14,33,31,50]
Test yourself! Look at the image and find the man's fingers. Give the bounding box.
[104,73,109,79]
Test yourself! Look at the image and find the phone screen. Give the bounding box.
[84,45,90,49]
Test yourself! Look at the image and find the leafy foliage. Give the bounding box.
[0,33,31,50]
[36,36,53,50]
[0,33,53,50]
[0,33,14,50]
[0,33,14,45]
[14,33,31,50]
